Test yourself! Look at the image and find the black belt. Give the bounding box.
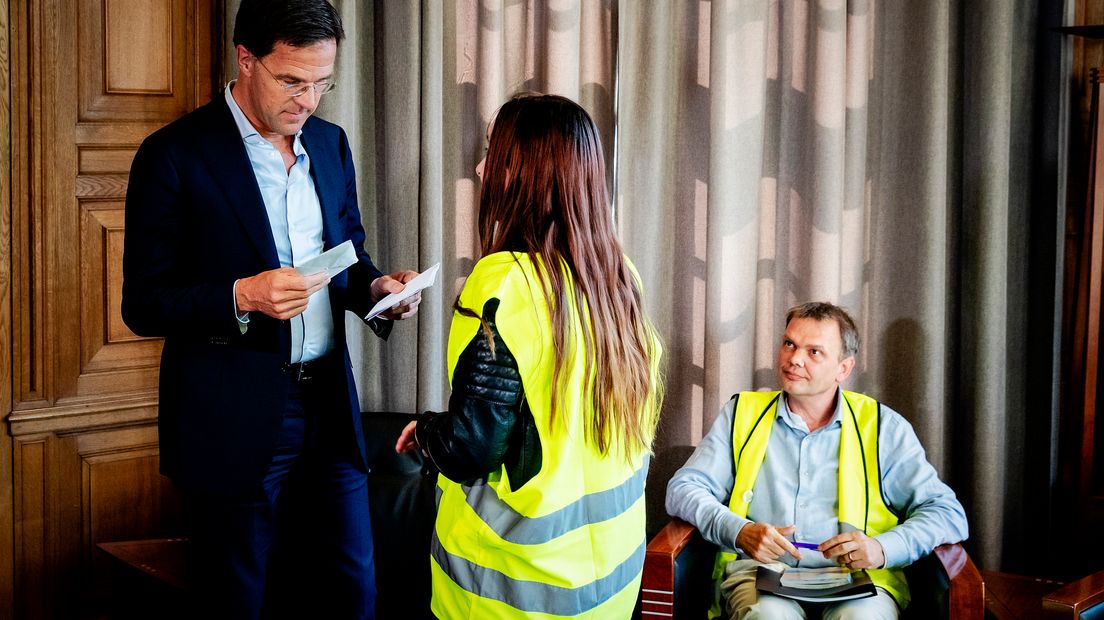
[281,354,336,383]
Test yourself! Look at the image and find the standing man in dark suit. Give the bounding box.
[121,1,418,617]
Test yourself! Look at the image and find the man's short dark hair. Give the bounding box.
[785,301,860,359]
[233,0,345,59]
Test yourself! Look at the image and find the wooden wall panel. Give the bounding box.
[80,0,197,121]
[10,0,42,406]
[78,205,163,380]
[1,0,15,613]
[5,0,219,616]
[12,439,45,619]
[105,0,173,94]
[104,215,134,342]
[79,429,181,611]
[12,428,180,617]
[10,0,212,412]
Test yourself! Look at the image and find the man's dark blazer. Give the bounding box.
[122,94,389,496]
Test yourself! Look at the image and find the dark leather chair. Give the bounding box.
[639,446,985,620]
[360,411,438,619]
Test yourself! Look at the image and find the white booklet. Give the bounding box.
[363,262,440,321]
[779,567,853,589]
[295,240,358,278]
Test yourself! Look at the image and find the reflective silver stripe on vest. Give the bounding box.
[432,531,645,615]
[460,459,649,545]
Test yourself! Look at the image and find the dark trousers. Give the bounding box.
[183,363,376,619]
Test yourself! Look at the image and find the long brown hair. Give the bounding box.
[469,92,663,458]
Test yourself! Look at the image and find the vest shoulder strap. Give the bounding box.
[728,391,781,517]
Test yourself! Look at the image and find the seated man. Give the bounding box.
[666,302,969,619]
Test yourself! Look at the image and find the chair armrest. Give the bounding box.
[1043,570,1104,618]
[642,518,715,619]
[644,519,698,592]
[934,543,985,620]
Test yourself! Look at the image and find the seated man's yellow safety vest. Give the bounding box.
[431,252,658,619]
[710,390,909,615]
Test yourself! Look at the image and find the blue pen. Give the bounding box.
[792,541,820,551]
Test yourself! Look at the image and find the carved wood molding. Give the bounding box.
[9,396,159,437]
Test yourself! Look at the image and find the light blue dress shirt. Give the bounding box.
[665,388,969,569]
[225,83,334,363]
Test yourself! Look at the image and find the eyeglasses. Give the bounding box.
[253,57,336,98]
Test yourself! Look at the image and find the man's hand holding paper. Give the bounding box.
[236,240,358,321]
[236,240,429,323]
[371,270,422,320]
[236,267,330,321]
[366,262,440,321]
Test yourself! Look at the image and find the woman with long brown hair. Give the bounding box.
[396,93,664,618]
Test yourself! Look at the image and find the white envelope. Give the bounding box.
[295,240,358,278]
[364,262,440,320]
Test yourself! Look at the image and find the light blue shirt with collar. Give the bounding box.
[225,82,333,363]
[665,387,969,570]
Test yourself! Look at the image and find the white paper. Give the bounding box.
[779,567,853,589]
[364,262,440,320]
[295,240,358,278]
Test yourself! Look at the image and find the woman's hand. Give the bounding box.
[395,420,420,454]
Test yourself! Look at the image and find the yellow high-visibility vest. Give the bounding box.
[709,390,909,616]
[431,252,661,619]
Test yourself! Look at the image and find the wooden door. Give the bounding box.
[4,0,220,616]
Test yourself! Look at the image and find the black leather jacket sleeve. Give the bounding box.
[415,298,536,485]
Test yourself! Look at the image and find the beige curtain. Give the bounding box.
[317,1,617,414]
[616,0,1058,571]
[221,0,1063,572]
